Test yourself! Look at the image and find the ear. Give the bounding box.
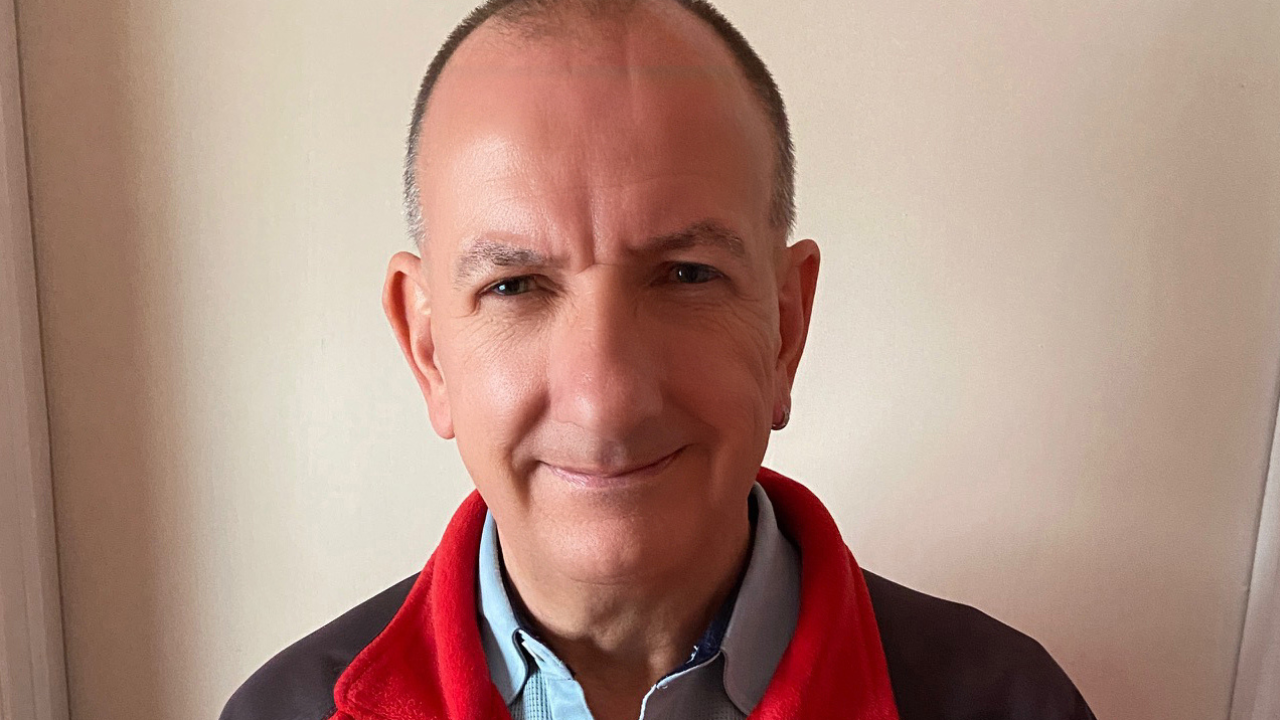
[773,239,821,415]
[383,251,454,440]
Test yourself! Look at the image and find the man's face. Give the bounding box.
[386,8,818,583]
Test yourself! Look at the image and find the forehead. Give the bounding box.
[414,4,777,268]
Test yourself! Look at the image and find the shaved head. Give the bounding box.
[402,0,795,249]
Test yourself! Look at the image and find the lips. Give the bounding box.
[546,447,682,488]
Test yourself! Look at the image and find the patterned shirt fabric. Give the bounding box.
[476,482,802,720]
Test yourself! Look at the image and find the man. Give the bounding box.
[222,1,1096,719]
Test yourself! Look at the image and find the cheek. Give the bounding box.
[662,302,779,427]
[436,290,780,461]
[437,319,547,470]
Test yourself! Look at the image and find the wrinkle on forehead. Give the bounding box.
[414,1,779,278]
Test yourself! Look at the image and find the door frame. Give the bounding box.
[0,0,69,718]
[1230,379,1280,720]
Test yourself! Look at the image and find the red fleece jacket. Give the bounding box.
[329,467,902,720]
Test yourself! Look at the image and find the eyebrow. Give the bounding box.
[451,219,749,289]
[452,239,552,289]
[646,220,748,261]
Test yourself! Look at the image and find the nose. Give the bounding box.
[547,278,664,442]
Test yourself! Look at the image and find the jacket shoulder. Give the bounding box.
[863,570,1095,720]
[219,573,420,720]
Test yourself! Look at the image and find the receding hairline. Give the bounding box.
[402,0,796,251]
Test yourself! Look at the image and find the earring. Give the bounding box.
[771,405,790,431]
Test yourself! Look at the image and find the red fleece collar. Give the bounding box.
[333,467,901,720]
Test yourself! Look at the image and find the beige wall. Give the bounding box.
[16,0,1279,718]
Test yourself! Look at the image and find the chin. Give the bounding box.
[545,515,693,584]
[534,482,705,583]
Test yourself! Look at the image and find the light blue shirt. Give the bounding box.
[476,483,802,720]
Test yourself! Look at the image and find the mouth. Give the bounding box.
[546,447,683,489]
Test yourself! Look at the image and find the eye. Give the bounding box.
[483,275,537,297]
[667,263,722,285]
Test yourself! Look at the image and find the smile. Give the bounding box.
[546,447,682,489]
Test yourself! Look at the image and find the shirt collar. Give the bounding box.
[475,510,531,703]
[475,482,801,713]
[719,482,802,714]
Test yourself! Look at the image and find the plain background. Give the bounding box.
[14,0,1280,718]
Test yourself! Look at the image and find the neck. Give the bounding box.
[497,510,752,720]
